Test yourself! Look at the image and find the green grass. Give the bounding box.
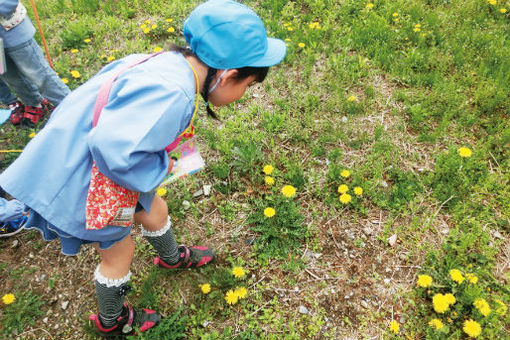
[0,0,509,338]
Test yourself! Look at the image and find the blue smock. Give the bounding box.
[0,52,197,254]
[0,197,24,221]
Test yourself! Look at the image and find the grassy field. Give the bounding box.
[0,0,509,338]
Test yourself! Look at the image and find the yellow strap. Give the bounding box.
[0,149,23,153]
[179,59,200,138]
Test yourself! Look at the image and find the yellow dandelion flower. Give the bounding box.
[500,8,507,13]
[366,3,374,9]
[151,24,157,29]
[337,184,349,194]
[432,294,450,313]
[489,0,497,4]
[308,22,321,29]
[284,38,291,42]
[2,293,15,305]
[340,169,351,178]
[265,176,275,186]
[225,290,238,305]
[415,23,421,28]
[61,78,69,84]
[389,320,399,334]
[339,193,352,204]
[466,273,478,284]
[143,28,150,34]
[429,318,444,330]
[156,187,167,196]
[29,132,36,138]
[71,48,79,53]
[282,185,297,198]
[449,269,465,283]
[263,165,274,175]
[444,293,456,305]
[413,27,421,32]
[474,298,491,317]
[84,38,91,43]
[495,299,507,316]
[394,18,400,22]
[199,283,211,294]
[417,274,433,288]
[234,287,248,299]
[264,207,275,217]
[347,95,356,102]
[298,42,305,48]
[140,23,147,29]
[145,19,151,24]
[71,70,81,78]
[458,147,472,158]
[232,266,246,278]
[166,18,173,23]
[463,319,481,338]
[154,46,163,52]
[167,27,175,33]
[100,54,106,59]
[287,27,294,31]
[353,186,363,196]
[392,12,399,17]
[107,56,116,62]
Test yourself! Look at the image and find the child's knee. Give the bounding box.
[135,195,168,228]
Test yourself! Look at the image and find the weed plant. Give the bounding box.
[0,291,44,337]
[247,166,305,259]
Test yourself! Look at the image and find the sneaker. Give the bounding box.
[41,98,54,113]
[89,303,161,337]
[23,103,49,125]
[0,215,27,238]
[8,101,24,125]
[153,245,215,269]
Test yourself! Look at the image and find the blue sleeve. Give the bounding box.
[0,197,24,221]
[87,75,192,193]
[0,0,20,17]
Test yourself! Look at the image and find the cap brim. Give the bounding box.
[249,38,287,67]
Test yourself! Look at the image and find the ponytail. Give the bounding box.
[201,67,219,119]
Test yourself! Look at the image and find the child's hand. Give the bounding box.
[168,158,175,173]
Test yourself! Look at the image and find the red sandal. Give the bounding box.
[89,303,161,337]
[153,245,215,269]
[8,101,24,125]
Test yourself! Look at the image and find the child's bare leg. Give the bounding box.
[93,235,135,327]
[96,234,135,278]
[135,195,181,265]
[134,195,168,231]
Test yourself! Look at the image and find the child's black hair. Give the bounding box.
[169,44,269,119]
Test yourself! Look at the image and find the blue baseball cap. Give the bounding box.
[183,0,286,69]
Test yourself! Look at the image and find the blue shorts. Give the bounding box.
[24,209,133,256]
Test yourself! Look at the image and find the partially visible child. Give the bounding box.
[0,0,286,336]
[0,76,50,126]
[0,0,69,125]
[0,188,26,237]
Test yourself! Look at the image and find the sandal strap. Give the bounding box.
[179,245,191,265]
[127,304,134,328]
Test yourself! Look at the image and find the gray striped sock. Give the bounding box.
[94,266,131,328]
[142,216,180,265]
